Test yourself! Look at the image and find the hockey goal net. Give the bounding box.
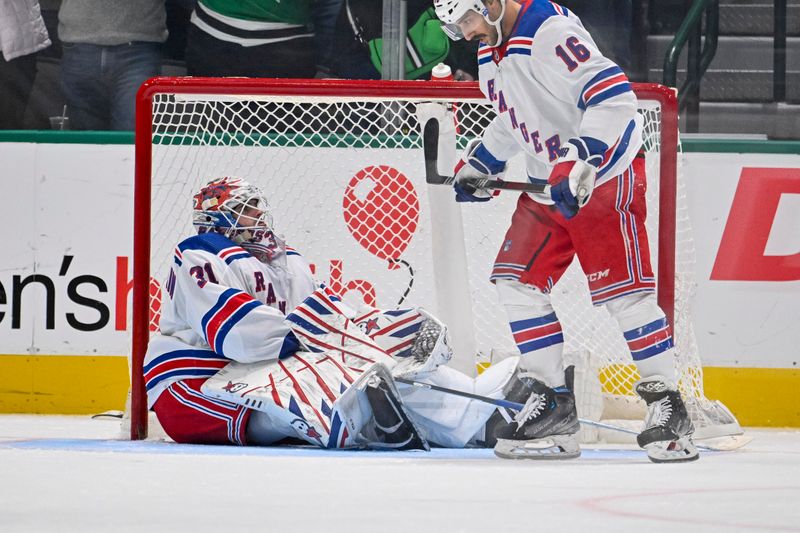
[131,77,741,442]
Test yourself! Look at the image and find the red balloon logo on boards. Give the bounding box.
[342,165,419,269]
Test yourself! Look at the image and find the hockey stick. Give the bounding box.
[396,376,527,411]
[395,376,631,434]
[394,377,744,451]
[422,118,550,194]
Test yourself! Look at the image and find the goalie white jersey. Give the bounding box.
[144,232,532,449]
[477,0,643,196]
[143,232,316,407]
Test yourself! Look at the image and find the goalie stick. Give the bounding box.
[422,117,550,194]
[394,377,749,452]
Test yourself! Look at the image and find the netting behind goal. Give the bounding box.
[131,78,740,442]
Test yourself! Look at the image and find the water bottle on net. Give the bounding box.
[431,62,454,81]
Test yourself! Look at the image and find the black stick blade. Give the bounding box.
[422,118,454,185]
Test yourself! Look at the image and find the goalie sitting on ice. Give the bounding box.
[144,177,549,450]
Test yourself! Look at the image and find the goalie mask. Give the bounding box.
[192,177,274,246]
[434,0,506,47]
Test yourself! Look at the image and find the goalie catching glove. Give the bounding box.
[548,137,604,219]
[453,138,507,203]
[390,310,453,379]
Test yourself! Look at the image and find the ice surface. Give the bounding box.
[0,415,798,532]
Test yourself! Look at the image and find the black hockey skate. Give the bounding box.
[492,366,581,460]
[365,374,429,451]
[635,376,699,463]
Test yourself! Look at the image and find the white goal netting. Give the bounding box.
[132,79,740,442]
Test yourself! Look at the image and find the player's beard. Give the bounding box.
[481,27,499,47]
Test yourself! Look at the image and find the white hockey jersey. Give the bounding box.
[143,232,316,408]
[477,0,643,198]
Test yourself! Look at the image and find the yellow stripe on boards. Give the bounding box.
[0,355,129,414]
[703,367,800,427]
[0,354,797,426]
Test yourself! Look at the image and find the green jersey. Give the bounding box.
[193,0,313,46]
[199,0,311,26]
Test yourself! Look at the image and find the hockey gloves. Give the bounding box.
[548,137,603,219]
[453,138,506,202]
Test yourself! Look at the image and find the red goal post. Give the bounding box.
[130,78,714,442]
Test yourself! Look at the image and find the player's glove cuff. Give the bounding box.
[548,138,603,219]
[453,139,506,203]
[467,142,506,175]
[554,137,607,170]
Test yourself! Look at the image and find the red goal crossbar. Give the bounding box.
[131,78,678,440]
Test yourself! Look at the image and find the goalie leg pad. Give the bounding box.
[285,286,397,372]
[202,355,384,449]
[351,304,427,359]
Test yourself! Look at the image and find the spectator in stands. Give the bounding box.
[0,0,51,130]
[58,0,167,131]
[323,0,478,81]
[185,0,315,78]
[314,0,344,78]
[163,0,197,64]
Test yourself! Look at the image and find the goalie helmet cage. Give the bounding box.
[131,77,739,441]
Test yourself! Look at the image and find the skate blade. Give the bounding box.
[494,434,581,460]
[644,436,700,463]
[696,434,753,452]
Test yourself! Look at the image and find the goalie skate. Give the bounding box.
[635,376,700,463]
[493,366,580,460]
[364,371,430,451]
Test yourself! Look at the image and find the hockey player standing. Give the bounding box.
[433,0,698,462]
